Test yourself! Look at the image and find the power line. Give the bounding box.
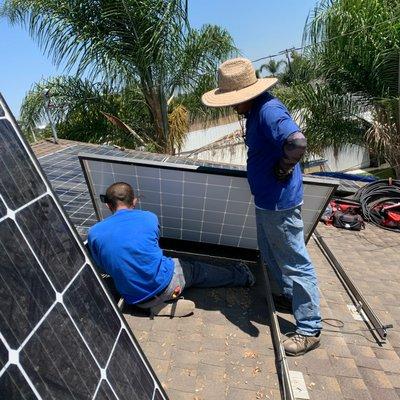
[252,15,400,64]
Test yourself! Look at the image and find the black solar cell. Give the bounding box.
[94,380,118,400]
[0,93,168,400]
[64,265,121,368]
[0,197,6,218]
[0,337,8,370]
[21,303,101,399]
[0,218,55,348]
[107,330,155,400]
[0,365,37,399]
[0,119,46,210]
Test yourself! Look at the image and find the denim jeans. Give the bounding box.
[256,206,322,335]
[137,258,249,309]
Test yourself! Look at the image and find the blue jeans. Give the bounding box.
[137,258,249,308]
[256,206,322,336]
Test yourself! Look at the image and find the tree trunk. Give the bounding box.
[143,86,169,153]
[394,165,400,179]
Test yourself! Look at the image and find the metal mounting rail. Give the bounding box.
[313,230,393,342]
[260,259,295,400]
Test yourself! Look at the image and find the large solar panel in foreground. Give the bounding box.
[0,94,167,399]
[80,154,337,248]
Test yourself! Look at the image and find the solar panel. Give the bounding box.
[80,154,337,248]
[35,139,248,240]
[0,93,168,400]
[38,144,134,239]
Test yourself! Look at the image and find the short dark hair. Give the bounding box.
[105,182,135,209]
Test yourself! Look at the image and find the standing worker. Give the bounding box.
[202,58,321,356]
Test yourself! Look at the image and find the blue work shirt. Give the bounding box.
[245,92,303,210]
[87,209,174,304]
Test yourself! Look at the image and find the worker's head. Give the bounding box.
[201,57,278,112]
[232,100,253,115]
[104,182,137,212]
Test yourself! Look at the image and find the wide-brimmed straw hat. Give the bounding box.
[202,57,278,108]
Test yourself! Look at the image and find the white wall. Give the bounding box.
[181,122,370,171]
[321,145,370,171]
[190,143,247,166]
[181,121,241,152]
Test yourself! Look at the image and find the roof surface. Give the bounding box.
[33,139,400,399]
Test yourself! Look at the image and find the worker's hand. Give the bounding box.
[274,164,293,182]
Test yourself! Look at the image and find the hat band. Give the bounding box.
[219,77,259,94]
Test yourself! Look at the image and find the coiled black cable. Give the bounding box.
[353,179,400,231]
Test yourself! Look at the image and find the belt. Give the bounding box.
[136,285,169,306]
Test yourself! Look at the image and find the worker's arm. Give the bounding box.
[275,131,307,181]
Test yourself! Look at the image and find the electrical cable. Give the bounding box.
[281,318,383,346]
[251,14,400,63]
[353,179,400,231]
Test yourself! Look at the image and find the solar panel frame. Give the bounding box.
[79,153,338,249]
[0,93,168,400]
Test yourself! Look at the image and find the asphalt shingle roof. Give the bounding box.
[33,139,400,399]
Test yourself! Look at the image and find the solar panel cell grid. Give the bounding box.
[0,93,167,400]
[16,195,85,291]
[0,218,55,349]
[0,341,7,369]
[32,138,248,241]
[0,365,37,399]
[0,198,6,218]
[107,330,155,399]
[63,265,121,368]
[80,154,337,250]
[37,145,134,239]
[94,380,119,400]
[0,119,47,210]
[20,303,101,399]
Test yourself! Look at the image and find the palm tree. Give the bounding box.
[19,76,155,148]
[301,0,400,177]
[1,0,236,153]
[275,82,370,158]
[257,59,285,77]
[278,51,315,86]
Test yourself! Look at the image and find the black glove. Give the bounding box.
[274,164,293,182]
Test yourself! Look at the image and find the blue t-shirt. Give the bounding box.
[245,92,303,210]
[87,209,174,304]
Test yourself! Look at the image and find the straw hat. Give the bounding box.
[202,57,278,108]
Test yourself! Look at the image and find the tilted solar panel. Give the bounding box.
[0,94,168,400]
[79,154,337,249]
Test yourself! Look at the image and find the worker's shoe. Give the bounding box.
[150,299,195,318]
[283,332,321,356]
[272,294,293,313]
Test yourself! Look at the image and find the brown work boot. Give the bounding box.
[283,332,321,356]
[150,299,195,318]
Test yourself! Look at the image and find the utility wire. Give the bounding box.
[252,14,400,64]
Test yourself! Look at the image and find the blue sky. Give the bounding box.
[0,0,318,117]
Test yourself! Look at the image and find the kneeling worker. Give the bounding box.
[88,182,255,317]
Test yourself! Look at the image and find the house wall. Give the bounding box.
[181,121,241,152]
[181,122,370,171]
[321,145,370,171]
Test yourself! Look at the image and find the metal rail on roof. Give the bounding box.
[313,230,393,342]
[260,258,295,400]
